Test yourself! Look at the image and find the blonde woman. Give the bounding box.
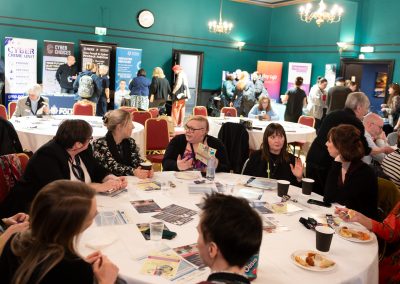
[93,109,153,179]
[233,71,255,116]
[150,67,171,108]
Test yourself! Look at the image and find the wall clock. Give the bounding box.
[137,10,154,28]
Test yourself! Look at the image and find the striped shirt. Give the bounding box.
[382,149,400,187]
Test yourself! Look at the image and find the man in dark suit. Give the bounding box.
[326,77,351,114]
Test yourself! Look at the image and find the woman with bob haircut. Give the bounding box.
[0,119,127,218]
[248,95,279,121]
[93,109,153,178]
[243,123,303,185]
[0,180,119,284]
[324,124,378,219]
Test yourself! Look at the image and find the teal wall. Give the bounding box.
[1,0,399,91]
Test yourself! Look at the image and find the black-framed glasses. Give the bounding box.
[184,125,204,132]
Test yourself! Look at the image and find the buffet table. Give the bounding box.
[78,172,378,284]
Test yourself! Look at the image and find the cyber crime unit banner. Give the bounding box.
[4,37,37,107]
[287,62,312,96]
[257,61,283,101]
[114,47,142,109]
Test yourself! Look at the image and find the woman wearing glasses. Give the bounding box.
[93,109,153,179]
[0,119,127,218]
[162,115,230,173]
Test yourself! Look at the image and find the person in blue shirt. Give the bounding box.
[129,68,151,110]
[248,95,279,121]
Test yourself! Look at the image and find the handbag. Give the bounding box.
[174,84,189,101]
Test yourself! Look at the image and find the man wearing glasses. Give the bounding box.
[362,113,394,165]
[162,115,230,173]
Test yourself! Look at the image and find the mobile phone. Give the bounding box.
[246,177,256,184]
[307,199,331,208]
[194,180,206,184]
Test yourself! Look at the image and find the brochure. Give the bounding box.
[195,143,217,165]
[131,199,162,213]
[140,252,181,279]
[245,177,277,190]
[136,181,161,191]
[173,243,205,269]
[136,223,170,240]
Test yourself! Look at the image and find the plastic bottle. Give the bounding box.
[206,156,216,181]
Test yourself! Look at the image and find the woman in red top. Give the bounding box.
[336,203,400,284]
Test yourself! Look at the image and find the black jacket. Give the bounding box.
[324,160,378,219]
[150,77,171,101]
[0,140,109,217]
[243,150,301,186]
[55,63,78,89]
[162,134,230,172]
[326,86,351,114]
[0,117,23,155]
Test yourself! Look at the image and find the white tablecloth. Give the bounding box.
[78,172,378,284]
[207,117,317,151]
[10,115,145,156]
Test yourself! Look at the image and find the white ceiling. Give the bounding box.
[231,0,311,8]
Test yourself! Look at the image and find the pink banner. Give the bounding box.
[257,61,283,101]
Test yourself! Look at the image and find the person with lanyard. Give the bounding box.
[0,119,127,218]
[12,84,49,117]
[242,123,303,185]
[162,115,230,173]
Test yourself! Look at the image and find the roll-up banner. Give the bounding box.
[257,61,283,101]
[114,47,142,109]
[325,64,337,90]
[287,62,312,96]
[80,43,112,71]
[4,37,37,107]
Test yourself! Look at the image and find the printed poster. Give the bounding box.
[257,61,283,101]
[287,62,312,96]
[324,64,337,90]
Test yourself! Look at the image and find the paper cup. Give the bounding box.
[277,180,290,197]
[140,161,153,170]
[316,226,334,252]
[302,178,314,195]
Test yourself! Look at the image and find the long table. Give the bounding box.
[78,172,378,284]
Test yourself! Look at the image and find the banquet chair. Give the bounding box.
[387,132,398,146]
[241,158,250,175]
[221,107,237,117]
[132,111,152,126]
[0,104,8,120]
[120,106,138,116]
[148,107,159,118]
[8,102,17,119]
[144,118,170,168]
[218,122,249,174]
[377,177,400,221]
[193,106,207,116]
[72,100,96,116]
[288,115,316,157]
[0,153,28,202]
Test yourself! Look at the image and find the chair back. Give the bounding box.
[120,106,138,115]
[221,107,237,117]
[218,122,249,173]
[145,118,170,151]
[148,108,159,118]
[298,115,315,128]
[0,154,25,202]
[17,153,30,172]
[0,104,8,120]
[73,100,95,116]
[8,102,17,118]
[132,111,152,126]
[193,106,207,116]
[377,177,400,221]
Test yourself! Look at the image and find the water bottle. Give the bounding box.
[206,156,216,181]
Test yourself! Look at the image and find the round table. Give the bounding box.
[9,115,145,156]
[207,117,317,151]
[78,172,378,284]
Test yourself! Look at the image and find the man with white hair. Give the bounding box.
[13,84,49,117]
[362,113,394,164]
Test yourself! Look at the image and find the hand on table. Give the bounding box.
[134,168,154,179]
[177,154,193,171]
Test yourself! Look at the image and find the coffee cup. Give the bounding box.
[315,226,334,252]
[258,114,264,121]
[302,178,314,195]
[277,180,290,197]
[140,161,153,171]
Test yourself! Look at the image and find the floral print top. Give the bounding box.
[93,132,143,176]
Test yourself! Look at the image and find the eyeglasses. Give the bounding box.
[371,122,383,130]
[87,136,93,142]
[184,125,204,133]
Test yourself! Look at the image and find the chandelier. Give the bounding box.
[299,0,343,27]
[208,0,233,34]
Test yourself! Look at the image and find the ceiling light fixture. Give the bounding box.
[299,0,343,27]
[208,0,233,34]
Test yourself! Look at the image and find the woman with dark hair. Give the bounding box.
[307,77,328,129]
[221,73,235,107]
[243,123,303,185]
[248,95,279,121]
[0,119,127,218]
[93,109,153,178]
[282,76,307,123]
[0,180,119,284]
[129,68,151,110]
[324,124,378,219]
[381,83,400,131]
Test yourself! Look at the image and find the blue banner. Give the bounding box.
[114,47,142,109]
[48,93,75,115]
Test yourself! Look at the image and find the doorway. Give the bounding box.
[171,49,204,112]
[340,59,395,113]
